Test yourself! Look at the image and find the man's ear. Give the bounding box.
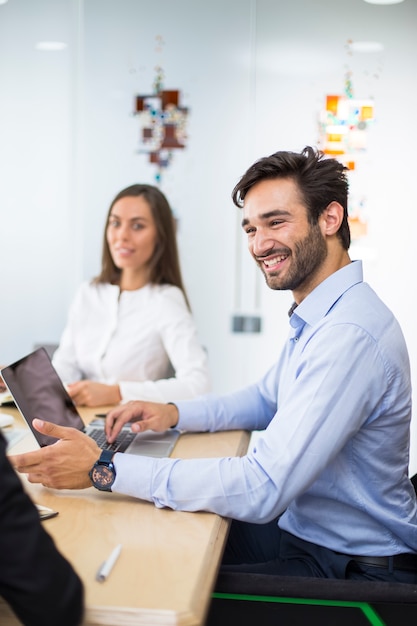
[320,201,344,236]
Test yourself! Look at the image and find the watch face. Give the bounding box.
[91,464,115,489]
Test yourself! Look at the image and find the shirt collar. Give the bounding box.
[290,260,363,328]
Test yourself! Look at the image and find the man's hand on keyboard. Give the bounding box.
[105,401,179,444]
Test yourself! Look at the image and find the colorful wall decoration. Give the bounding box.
[318,41,377,241]
[318,90,375,160]
[133,38,189,184]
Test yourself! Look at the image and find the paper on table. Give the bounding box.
[4,429,27,451]
[0,390,14,405]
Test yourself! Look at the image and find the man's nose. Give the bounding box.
[252,230,274,256]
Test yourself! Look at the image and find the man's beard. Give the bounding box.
[259,224,327,292]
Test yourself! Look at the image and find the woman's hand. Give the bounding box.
[67,381,122,407]
[0,372,7,393]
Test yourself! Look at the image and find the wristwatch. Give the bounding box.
[89,449,116,491]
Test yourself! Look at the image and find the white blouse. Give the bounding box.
[52,281,211,403]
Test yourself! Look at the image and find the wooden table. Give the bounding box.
[0,405,250,625]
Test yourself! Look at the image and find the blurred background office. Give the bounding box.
[0,0,416,470]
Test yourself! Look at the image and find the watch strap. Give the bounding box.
[98,449,115,465]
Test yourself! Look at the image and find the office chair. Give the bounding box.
[211,474,417,615]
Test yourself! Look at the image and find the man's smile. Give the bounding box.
[258,253,289,272]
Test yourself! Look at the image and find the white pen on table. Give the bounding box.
[96,544,122,583]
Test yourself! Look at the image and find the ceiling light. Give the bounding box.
[363,0,404,4]
[35,41,67,51]
[349,41,384,53]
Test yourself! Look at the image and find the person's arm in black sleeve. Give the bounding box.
[0,432,84,626]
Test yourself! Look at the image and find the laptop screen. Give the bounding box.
[1,347,85,446]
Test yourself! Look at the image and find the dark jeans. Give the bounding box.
[221,518,417,583]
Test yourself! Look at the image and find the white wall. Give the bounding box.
[1,0,417,471]
[0,0,75,357]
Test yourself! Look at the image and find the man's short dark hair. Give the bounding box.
[232,146,351,250]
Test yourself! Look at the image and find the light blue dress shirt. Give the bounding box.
[113,261,417,556]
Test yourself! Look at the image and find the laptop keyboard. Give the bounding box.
[90,427,136,453]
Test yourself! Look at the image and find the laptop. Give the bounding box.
[0,347,180,457]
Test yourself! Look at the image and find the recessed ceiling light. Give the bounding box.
[363,0,404,4]
[349,41,384,53]
[35,41,67,51]
[0,0,9,5]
